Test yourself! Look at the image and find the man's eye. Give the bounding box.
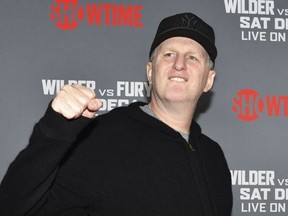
[188,55,197,60]
[164,53,174,57]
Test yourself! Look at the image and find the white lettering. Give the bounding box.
[224,0,274,15]
[230,170,275,185]
[240,188,270,200]
[240,16,270,29]
[241,202,267,212]
[42,79,96,95]
[117,81,150,97]
[99,98,137,111]
[275,188,288,200]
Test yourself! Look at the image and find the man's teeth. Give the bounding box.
[170,77,185,82]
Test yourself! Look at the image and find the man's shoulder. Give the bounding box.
[199,133,223,153]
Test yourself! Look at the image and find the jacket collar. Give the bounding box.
[123,102,202,140]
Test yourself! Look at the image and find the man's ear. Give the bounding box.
[146,62,153,85]
[204,70,216,92]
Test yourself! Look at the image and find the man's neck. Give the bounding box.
[148,99,196,134]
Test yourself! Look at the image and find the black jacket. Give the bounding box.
[0,102,232,216]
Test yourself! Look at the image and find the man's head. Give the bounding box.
[146,13,217,107]
[149,12,217,67]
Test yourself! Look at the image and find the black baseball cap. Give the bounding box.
[149,13,217,63]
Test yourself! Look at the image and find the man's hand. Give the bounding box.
[51,84,102,119]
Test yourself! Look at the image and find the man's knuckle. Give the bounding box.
[62,85,71,91]
[75,105,84,115]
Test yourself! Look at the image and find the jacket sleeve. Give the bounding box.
[0,104,92,216]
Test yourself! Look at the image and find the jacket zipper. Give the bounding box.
[188,142,196,151]
[186,137,214,216]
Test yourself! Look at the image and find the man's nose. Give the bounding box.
[173,55,186,71]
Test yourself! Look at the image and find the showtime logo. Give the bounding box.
[50,0,144,30]
[232,89,288,121]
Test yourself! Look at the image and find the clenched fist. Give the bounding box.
[52,84,102,119]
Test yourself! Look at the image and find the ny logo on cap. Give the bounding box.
[180,14,198,29]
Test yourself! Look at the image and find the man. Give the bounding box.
[0,13,232,215]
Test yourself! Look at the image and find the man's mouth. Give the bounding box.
[169,77,187,82]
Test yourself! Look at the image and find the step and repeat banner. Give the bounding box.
[0,0,287,215]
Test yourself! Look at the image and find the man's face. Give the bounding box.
[146,37,216,106]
